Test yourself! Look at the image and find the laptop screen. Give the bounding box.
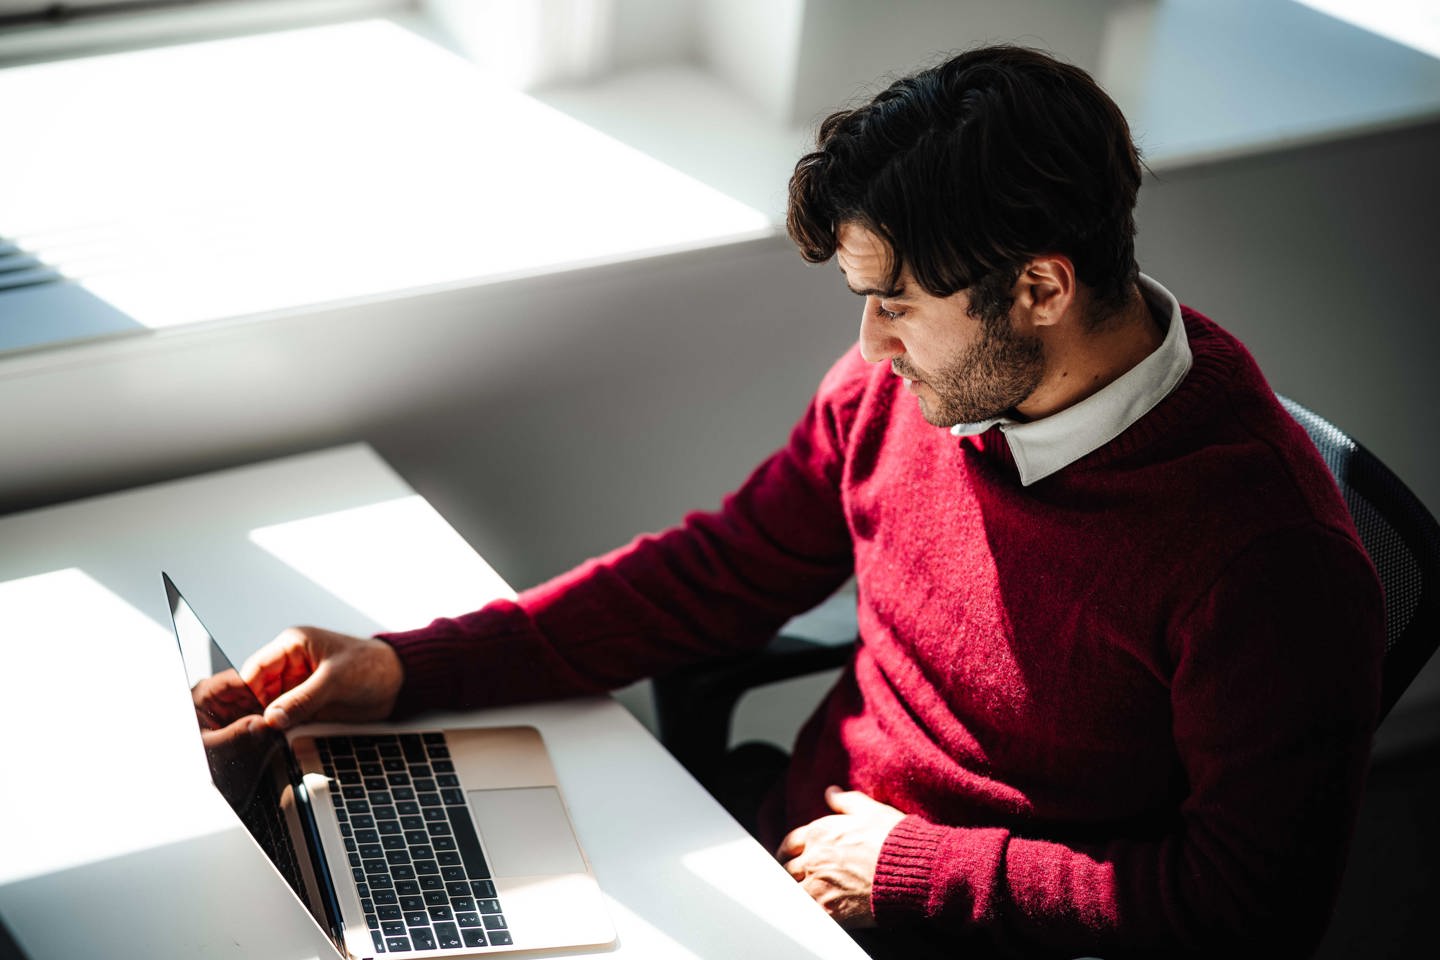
[164,575,333,926]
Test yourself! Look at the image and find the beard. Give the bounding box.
[895,309,1044,427]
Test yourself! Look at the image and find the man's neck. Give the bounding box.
[1015,284,1161,421]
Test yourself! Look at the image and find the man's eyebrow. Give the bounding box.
[840,266,906,299]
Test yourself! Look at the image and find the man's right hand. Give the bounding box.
[241,626,404,730]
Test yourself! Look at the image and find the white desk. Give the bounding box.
[0,445,867,960]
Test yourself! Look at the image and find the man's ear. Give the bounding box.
[1012,255,1076,330]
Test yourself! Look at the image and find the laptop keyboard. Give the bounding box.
[316,732,513,954]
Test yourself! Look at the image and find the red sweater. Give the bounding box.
[382,308,1383,958]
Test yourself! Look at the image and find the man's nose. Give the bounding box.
[858,298,903,364]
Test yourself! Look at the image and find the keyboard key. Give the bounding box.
[411,845,434,861]
[470,880,496,899]
[373,805,397,821]
[423,808,448,823]
[373,890,398,906]
[401,735,426,762]
[429,905,454,922]
[409,765,432,780]
[445,882,469,899]
[386,850,411,866]
[382,920,406,937]
[448,809,491,879]
[456,911,481,927]
[414,860,440,876]
[462,928,487,948]
[384,757,407,773]
[400,895,425,911]
[432,836,456,851]
[483,914,508,931]
[437,774,460,788]
[424,890,448,907]
[382,835,406,851]
[432,760,456,773]
[442,866,466,882]
[378,821,402,836]
[385,935,411,951]
[404,910,428,926]
[420,876,444,891]
[371,931,386,953]
[488,930,513,946]
[396,880,420,896]
[477,899,502,915]
[414,779,438,794]
[391,865,416,881]
[419,792,442,807]
[378,741,402,758]
[441,789,466,806]
[410,927,437,951]
[452,896,475,912]
[379,904,402,921]
[405,831,430,846]
[388,775,412,789]
[360,845,383,859]
[355,829,379,844]
[434,921,462,949]
[360,762,383,777]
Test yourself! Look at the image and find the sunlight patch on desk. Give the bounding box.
[248,495,515,631]
[0,18,772,333]
[0,568,235,884]
[682,838,862,955]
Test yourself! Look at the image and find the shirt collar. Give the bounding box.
[949,274,1192,486]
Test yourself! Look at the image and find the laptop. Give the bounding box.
[162,573,615,959]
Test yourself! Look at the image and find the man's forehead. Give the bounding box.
[836,223,905,297]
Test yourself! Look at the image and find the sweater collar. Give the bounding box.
[950,274,1192,486]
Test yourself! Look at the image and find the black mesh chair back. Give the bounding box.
[1277,396,1440,721]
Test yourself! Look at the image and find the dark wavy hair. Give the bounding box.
[787,45,1142,323]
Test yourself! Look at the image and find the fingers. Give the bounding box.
[825,784,875,814]
[263,659,334,730]
[240,628,314,705]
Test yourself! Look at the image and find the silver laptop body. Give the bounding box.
[164,573,615,959]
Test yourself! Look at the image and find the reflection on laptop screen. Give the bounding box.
[164,575,334,927]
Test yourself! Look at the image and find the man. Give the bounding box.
[245,46,1384,958]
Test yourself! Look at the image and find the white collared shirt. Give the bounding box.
[949,274,1192,486]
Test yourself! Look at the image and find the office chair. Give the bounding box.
[652,395,1440,793]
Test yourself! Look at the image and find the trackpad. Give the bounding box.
[467,787,586,877]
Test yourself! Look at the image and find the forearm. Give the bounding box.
[379,397,856,715]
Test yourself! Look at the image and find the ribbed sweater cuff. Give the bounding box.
[378,623,469,718]
[375,599,540,718]
[873,815,945,923]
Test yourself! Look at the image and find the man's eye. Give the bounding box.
[878,304,904,321]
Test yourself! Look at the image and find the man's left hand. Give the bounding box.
[777,785,906,927]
